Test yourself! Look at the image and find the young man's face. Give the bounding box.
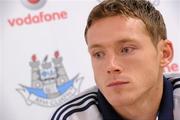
[86,16,167,107]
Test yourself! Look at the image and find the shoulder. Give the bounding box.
[168,73,180,102]
[51,86,99,120]
[165,73,180,95]
[165,73,180,91]
[165,73,180,119]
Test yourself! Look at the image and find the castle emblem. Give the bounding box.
[17,51,83,107]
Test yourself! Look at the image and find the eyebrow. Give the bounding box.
[88,44,103,50]
[116,38,138,44]
[88,38,138,50]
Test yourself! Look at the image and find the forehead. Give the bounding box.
[86,16,151,47]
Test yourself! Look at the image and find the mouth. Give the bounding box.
[107,81,129,87]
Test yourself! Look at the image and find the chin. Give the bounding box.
[108,95,135,107]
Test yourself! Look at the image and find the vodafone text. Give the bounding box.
[164,63,179,73]
[8,11,68,27]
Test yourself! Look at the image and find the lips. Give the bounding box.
[107,81,129,87]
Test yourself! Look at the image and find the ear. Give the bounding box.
[160,40,174,67]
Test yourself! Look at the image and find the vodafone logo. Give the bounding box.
[21,0,47,10]
[164,63,179,73]
[8,11,68,27]
[28,0,40,4]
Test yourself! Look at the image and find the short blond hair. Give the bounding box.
[85,0,167,45]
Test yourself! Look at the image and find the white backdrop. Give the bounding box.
[0,0,179,120]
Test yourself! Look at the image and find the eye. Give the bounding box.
[121,47,135,54]
[92,51,105,59]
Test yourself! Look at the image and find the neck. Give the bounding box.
[114,78,163,120]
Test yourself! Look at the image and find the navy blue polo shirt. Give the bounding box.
[97,77,174,120]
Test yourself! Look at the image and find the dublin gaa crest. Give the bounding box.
[17,51,83,107]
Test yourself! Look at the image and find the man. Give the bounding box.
[51,0,180,120]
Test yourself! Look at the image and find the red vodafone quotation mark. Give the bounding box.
[28,0,40,4]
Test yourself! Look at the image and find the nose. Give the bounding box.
[106,55,123,74]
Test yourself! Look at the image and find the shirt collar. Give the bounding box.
[97,90,122,120]
[97,77,174,120]
[158,77,174,120]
